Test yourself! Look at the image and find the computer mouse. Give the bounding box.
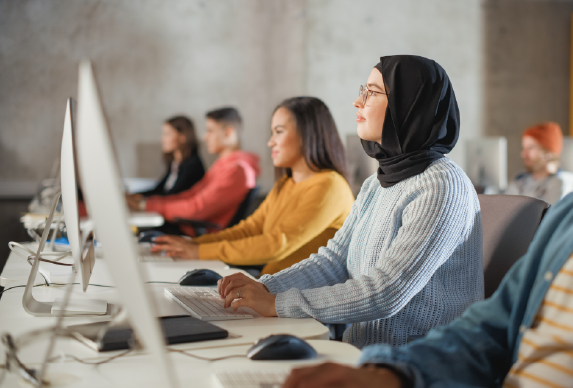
[247,334,317,360]
[138,230,165,243]
[179,269,223,286]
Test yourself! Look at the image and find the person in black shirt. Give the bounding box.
[137,116,205,197]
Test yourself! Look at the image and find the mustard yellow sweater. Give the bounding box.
[194,170,354,275]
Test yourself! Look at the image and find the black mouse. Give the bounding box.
[247,334,317,360]
[138,230,165,243]
[179,269,223,286]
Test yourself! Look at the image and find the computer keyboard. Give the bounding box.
[214,370,287,388]
[138,243,174,262]
[139,255,174,262]
[164,286,254,321]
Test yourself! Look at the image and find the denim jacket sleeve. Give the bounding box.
[359,193,573,388]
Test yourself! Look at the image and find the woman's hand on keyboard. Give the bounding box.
[151,235,199,260]
[218,273,278,317]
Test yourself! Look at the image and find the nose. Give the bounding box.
[267,135,274,148]
[353,95,363,109]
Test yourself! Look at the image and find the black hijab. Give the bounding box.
[361,55,460,188]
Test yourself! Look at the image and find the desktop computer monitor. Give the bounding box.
[60,97,98,293]
[465,137,508,192]
[560,136,573,172]
[76,60,177,388]
[21,98,107,317]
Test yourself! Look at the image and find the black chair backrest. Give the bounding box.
[227,186,260,228]
[479,194,550,298]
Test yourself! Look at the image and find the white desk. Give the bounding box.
[0,243,331,366]
[0,340,361,388]
[19,211,165,230]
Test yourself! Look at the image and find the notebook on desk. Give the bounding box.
[68,315,228,352]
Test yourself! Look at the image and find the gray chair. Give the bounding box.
[479,194,550,298]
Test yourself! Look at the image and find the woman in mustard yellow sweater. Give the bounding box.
[153,97,354,275]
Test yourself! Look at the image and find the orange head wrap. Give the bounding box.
[522,122,563,155]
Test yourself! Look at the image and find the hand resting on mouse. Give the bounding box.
[151,235,199,260]
[217,273,277,317]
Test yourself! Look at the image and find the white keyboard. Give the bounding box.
[139,255,174,262]
[164,286,254,321]
[215,370,287,388]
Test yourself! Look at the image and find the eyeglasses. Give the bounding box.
[359,85,388,106]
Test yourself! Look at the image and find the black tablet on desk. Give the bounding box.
[68,315,228,352]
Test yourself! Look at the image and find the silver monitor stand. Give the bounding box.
[21,193,105,317]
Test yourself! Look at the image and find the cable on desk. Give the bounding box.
[0,335,246,385]
[0,284,42,297]
[8,242,72,266]
[47,350,133,366]
[0,281,195,297]
[40,348,244,368]
[0,283,114,298]
[168,348,247,362]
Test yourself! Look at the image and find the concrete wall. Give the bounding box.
[1,0,571,194]
[0,0,306,193]
[304,0,482,171]
[483,0,573,180]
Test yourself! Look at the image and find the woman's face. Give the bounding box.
[268,107,304,168]
[353,68,388,144]
[161,123,185,153]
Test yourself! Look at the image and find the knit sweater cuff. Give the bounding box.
[259,275,283,295]
[273,291,290,318]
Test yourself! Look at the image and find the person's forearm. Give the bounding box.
[197,232,285,265]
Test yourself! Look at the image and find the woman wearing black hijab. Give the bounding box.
[218,55,483,349]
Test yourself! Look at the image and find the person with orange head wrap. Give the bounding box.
[505,122,573,205]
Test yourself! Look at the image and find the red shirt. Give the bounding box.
[145,150,260,235]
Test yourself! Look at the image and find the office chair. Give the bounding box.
[173,186,260,236]
[479,194,549,298]
[407,194,550,344]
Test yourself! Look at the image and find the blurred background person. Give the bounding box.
[136,115,204,197]
[505,122,573,205]
[128,107,260,236]
[152,97,354,276]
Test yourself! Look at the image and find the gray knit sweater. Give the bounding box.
[259,158,484,348]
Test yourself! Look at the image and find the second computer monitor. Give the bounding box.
[465,137,508,192]
[60,97,96,292]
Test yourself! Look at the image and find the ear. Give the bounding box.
[224,125,235,138]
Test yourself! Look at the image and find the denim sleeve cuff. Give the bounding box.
[360,346,425,388]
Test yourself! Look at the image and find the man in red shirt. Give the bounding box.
[128,107,260,236]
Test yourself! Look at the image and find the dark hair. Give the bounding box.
[205,107,242,131]
[273,97,348,190]
[164,115,198,163]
